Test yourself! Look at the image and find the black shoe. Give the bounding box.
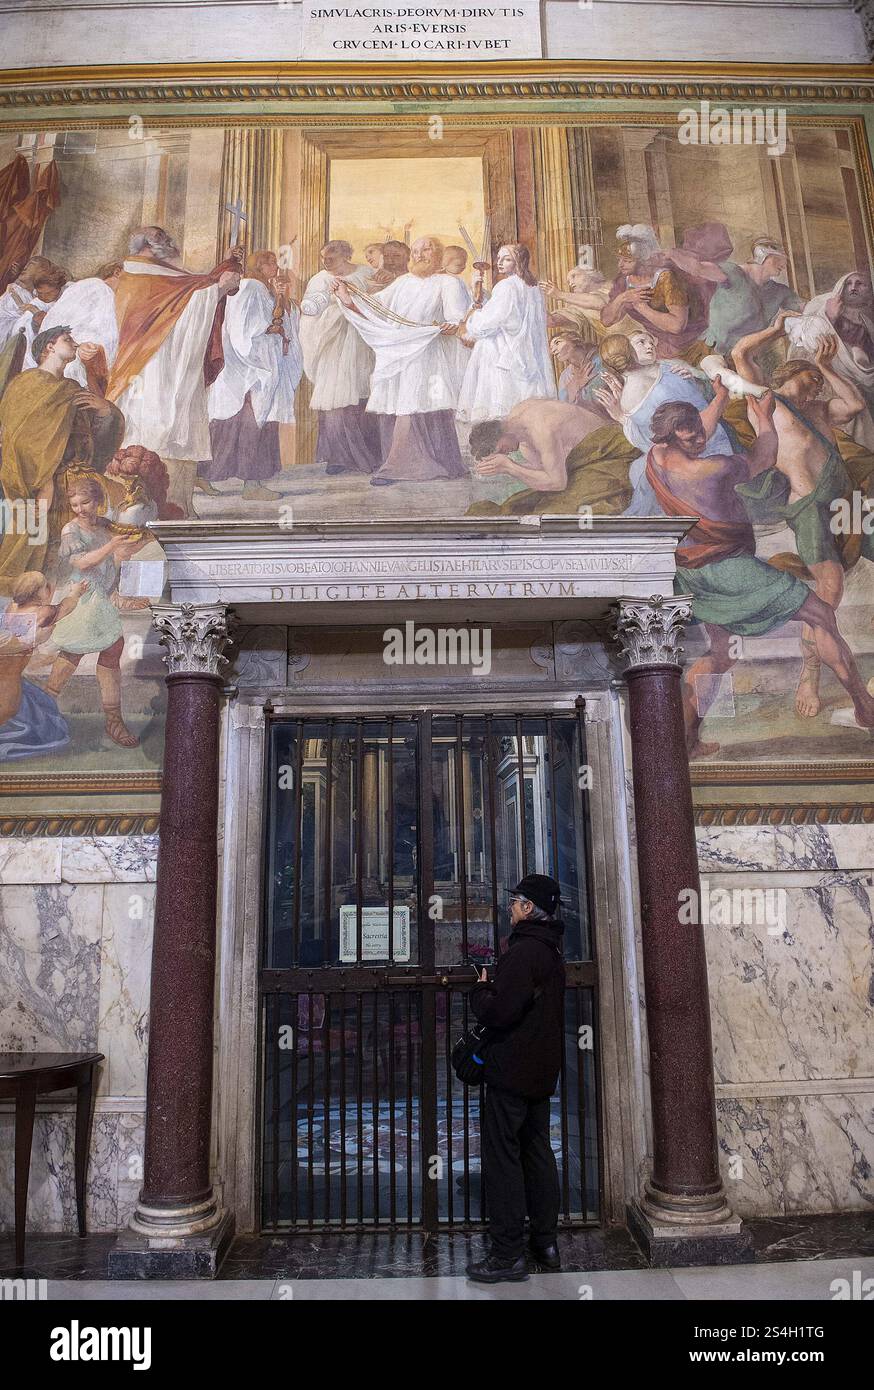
[370,475,398,486]
[466,1253,529,1284]
[529,1241,561,1271]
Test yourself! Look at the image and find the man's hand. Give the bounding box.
[770,308,794,334]
[711,373,730,408]
[473,452,515,476]
[439,321,458,336]
[814,334,839,367]
[76,342,101,362]
[331,278,354,308]
[228,245,245,266]
[73,389,111,417]
[477,968,488,983]
[748,387,776,427]
[538,279,558,297]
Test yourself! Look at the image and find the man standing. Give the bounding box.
[0,325,124,591]
[334,234,470,486]
[466,873,565,1285]
[298,239,379,476]
[107,225,241,515]
[206,248,303,499]
[644,390,874,755]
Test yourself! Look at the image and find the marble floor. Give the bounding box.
[1,1212,871,1291]
[32,1256,874,1300]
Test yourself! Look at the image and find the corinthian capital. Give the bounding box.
[151,602,235,677]
[611,595,693,672]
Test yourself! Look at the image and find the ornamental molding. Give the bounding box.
[1,63,873,110]
[151,601,236,677]
[612,594,693,671]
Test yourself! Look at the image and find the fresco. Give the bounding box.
[0,114,872,781]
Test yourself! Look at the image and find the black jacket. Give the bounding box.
[469,919,566,1100]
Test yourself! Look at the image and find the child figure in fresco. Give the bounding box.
[0,570,87,760]
[44,473,144,748]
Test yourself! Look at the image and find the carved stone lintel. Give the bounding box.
[151,602,236,677]
[854,1,874,60]
[611,594,693,673]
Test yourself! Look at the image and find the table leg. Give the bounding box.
[74,1069,96,1238]
[14,1081,37,1267]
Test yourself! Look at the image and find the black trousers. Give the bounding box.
[481,1085,560,1260]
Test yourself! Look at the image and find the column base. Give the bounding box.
[627,1199,754,1269]
[107,1210,234,1281]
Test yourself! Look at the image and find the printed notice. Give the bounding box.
[339,905,411,961]
[301,3,543,59]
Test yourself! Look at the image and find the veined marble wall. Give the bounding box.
[0,820,871,1231]
[700,823,874,1219]
[0,836,156,1235]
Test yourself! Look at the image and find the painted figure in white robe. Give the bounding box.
[457,243,555,424]
[206,249,303,499]
[335,235,470,486]
[785,273,874,449]
[108,226,241,516]
[298,240,380,475]
[25,262,121,384]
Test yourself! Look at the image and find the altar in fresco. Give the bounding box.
[0,102,873,789]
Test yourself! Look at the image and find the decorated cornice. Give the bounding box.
[2,805,872,835]
[0,812,160,837]
[0,60,873,110]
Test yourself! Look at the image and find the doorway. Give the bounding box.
[258,704,601,1231]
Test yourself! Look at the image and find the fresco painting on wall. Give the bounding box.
[0,113,872,785]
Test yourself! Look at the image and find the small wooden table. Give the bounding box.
[0,1052,104,1267]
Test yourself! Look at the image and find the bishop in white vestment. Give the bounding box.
[336,236,470,485]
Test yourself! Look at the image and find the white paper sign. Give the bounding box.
[339,905,411,962]
[301,3,543,60]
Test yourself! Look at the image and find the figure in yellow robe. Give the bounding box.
[0,328,124,593]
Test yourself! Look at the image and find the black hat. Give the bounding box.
[512,873,560,917]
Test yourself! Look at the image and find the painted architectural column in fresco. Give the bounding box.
[612,596,736,1236]
[130,602,235,1244]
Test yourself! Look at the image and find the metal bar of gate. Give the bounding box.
[292,719,304,968]
[322,720,333,967]
[484,715,500,960]
[515,714,528,879]
[418,711,439,1232]
[453,714,469,962]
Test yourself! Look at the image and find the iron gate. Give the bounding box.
[259,705,601,1231]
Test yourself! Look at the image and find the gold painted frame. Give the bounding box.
[1,61,873,809]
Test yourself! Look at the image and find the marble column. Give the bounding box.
[109,602,235,1279]
[612,595,750,1266]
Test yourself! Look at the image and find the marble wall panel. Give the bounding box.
[703,876,874,1087]
[97,884,155,1097]
[0,884,103,1053]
